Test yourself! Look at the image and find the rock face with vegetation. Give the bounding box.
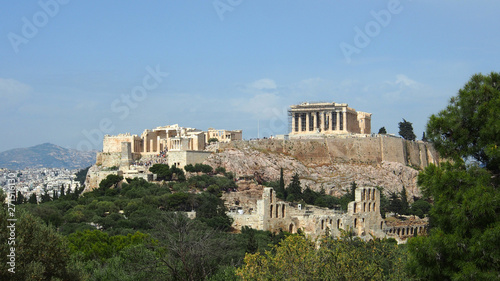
[205,138,435,199]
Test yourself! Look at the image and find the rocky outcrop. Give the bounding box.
[204,138,433,200]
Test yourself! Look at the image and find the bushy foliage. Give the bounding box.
[408,72,500,280]
[184,163,213,174]
[0,209,81,280]
[237,233,412,280]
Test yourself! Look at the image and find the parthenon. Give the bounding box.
[289,102,371,135]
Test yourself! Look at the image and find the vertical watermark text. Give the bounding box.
[5,173,18,274]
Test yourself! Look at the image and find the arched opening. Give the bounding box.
[276,205,279,218]
[380,221,383,230]
[368,203,371,212]
[270,205,273,218]
[402,228,405,236]
[353,203,357,213]
[337,219,340,229]
[373,202,376,212]
[289,223,294,233]
[362,189,365,200]
[321,220,324,230]
[368,189,371,201]
[397,228,401,235]
[282,205,285,218]
[270,189,273,203]
[363,203,366,212]
[372,189,375,200]
[354,218,358,228]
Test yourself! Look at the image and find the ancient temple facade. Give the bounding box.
[289,102,371,135]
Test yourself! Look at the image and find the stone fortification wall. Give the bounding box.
[96,152,121,168]
[220,136,439,169]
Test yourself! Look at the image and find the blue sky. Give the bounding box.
[1,1,499,151]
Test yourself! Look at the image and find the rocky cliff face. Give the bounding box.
[204,139,431,200]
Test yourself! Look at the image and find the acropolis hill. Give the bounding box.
[86,101,439,197]
[85,101,439,241]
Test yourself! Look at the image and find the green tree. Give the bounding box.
[60,185,65,197]
[399,186,409,215]
[28,193,38,204]
[99,174,123,191]
[410,199,431,218]
[378,126,387,134]
[15,191,25,205]
[408,72,500,280]
[75,166,90,186]
[151,212,238,281]
[408,163,500,280]
[398,119,416,141]
[208,137,219,144]
[237,233,411,280]
[277,168,286,199]
[0,209,81,280]
[149,164,172,181]
[41,188,51,203]
[426,72,500,174]
[286,173,302,202]
[422,132,428,142]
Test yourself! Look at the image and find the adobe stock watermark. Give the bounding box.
[340,0,407,63]
[77,65,169,151]
[213,0,244,21]
[7,0,70,54]
[5,173,18,274]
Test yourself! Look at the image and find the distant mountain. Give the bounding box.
[0,143,97,170]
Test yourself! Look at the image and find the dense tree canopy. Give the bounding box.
[237,233,411,280]
[426,72,500,174]
[408,72,500,280]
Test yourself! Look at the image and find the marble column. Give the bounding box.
[343,110,347,132]
[313,112,317,131]
[336,111,340,131]
[306,112,311,132]
[298,113,302,132]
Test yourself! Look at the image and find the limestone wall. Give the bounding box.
[220,136,439,169]
[84,167,123,191]
[96,152,121,168]
[167,151,212,168]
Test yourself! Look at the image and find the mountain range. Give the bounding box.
[0,143,97,170]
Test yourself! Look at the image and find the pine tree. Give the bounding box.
[277,168,286,199]
[286,173,302,201]
[398,119,416,141]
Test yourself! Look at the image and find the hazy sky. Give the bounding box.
[1,1,499,152]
